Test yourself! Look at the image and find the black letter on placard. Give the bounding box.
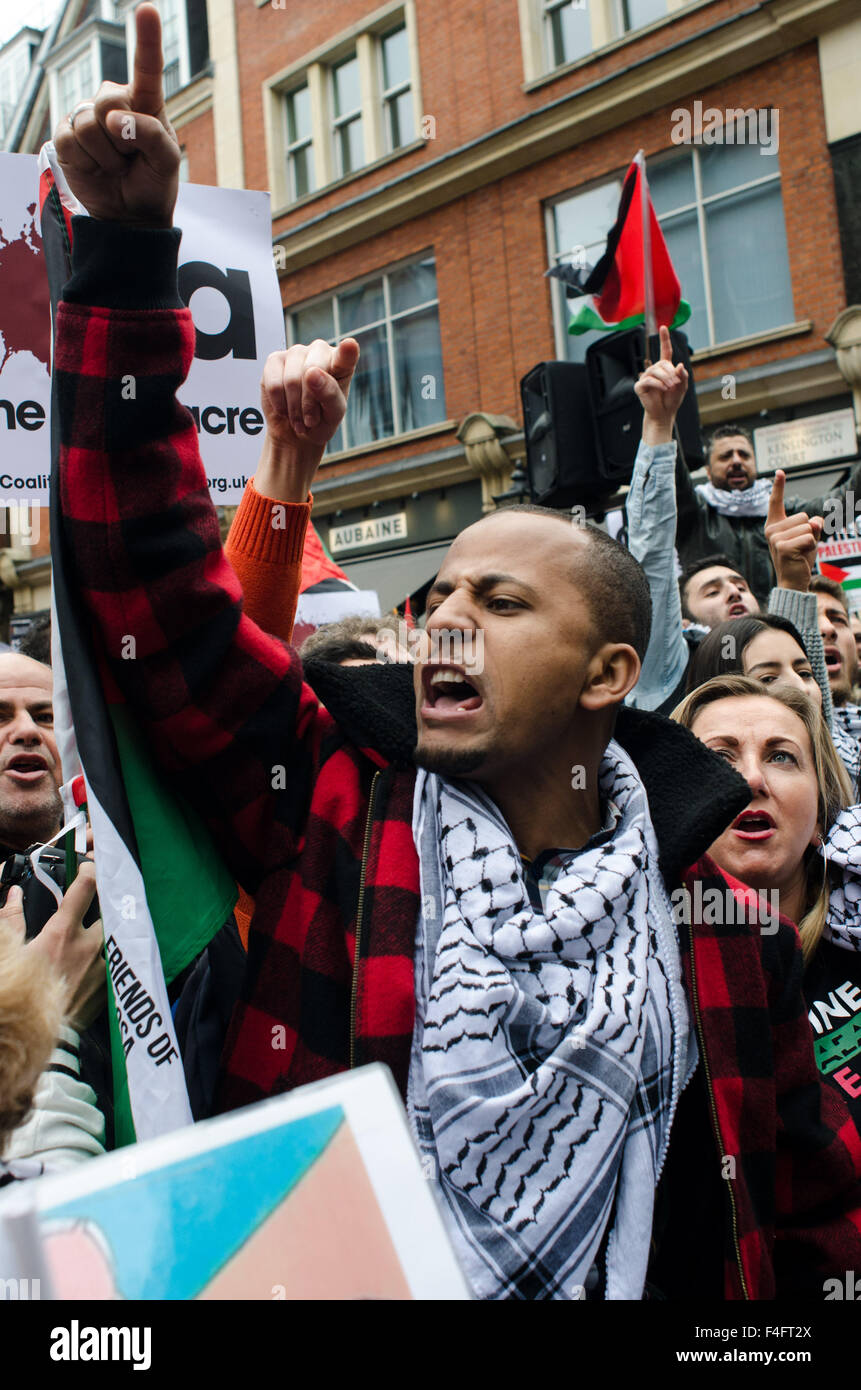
[177,262,257,361]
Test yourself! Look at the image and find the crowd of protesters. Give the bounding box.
[3,2,861,1302]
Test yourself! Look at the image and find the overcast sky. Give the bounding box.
[0,0,65,49]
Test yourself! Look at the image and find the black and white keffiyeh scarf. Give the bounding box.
[819,805,861,953]
[408,741,695,1301]
[696,478,772,517]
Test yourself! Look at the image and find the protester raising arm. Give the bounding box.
[625,325,689,711]
[225,343,359,645]
[764,469,833,722]
[53,5,358,897]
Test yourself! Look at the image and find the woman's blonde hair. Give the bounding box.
[0,923,65,1157]
[671,674,852,962]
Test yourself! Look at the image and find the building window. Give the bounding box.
[543,0,591,68]
[547,144,794,358]
[269,5,420,207]
[58,50,94,115]
[615,0,668,34]
[331,53,364,178]
[286,84,315,199]
[160,0,182,96]
[381,24,414,151]
[288,256,446,454]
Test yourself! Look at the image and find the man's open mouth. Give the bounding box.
[728,602,748,617]
[731,809,776,841]
[4,753,49,784]
[824,645,843,677]
[421,665,483,718]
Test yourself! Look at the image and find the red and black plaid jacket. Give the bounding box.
[56,219,861,1298]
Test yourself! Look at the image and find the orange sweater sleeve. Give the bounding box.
[224,480,311,644]
[224,480,311,946]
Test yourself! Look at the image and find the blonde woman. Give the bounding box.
[672,674,861,1128]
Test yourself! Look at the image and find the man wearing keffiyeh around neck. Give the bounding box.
[676,422,861,602]
[52,3,861,1302]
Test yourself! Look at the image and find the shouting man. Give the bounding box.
[52,5,861,1300]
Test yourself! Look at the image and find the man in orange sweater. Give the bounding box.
[225,340,360,943]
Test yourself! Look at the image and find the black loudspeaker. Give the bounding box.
[586,328,703,487]
[520,330,704,508]
[520,360,604,507]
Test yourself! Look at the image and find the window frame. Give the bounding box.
[330,51,365,180]
[546,143,791,356]
[379,22,413,153]
[286,252,444,454]
[265,2,421,212]
[285,83,315,201]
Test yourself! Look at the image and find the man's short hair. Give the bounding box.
[810,574,849,612]
[704,423,754,462]
[678,553,741,619]
[18,613,51,666]
[482,505,652,660]
[300,614,391,665]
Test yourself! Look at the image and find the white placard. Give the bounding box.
[0,153,286,503]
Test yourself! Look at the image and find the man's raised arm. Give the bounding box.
[53,4,358,894]
[626,326,690,711]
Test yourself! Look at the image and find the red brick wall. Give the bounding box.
[175,108,217,187]
[279,44,846,483]
[235,0,757,219]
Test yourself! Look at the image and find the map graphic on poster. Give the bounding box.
[0,151,286,503]
[0,202,49,373]
[0,1066,471,1301]
[0,157,52,487]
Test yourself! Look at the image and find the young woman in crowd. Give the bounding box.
[672,674,861,1130]
[686,614,822,708]
[685,613,860,793]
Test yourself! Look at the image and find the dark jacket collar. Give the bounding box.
[303,657,751,888]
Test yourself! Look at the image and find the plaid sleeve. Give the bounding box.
[55,220,329,895]
[764,921,861,1295]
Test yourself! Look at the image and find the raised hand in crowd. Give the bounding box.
[0,861,105,1032]
[256,341,361,504]
[633,324,689,445]
[764,468,823,593]
[53,1,179,228]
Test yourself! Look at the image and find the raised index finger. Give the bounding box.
[767,468,786,527]
[129,3,165,116]
[659,324,673,363]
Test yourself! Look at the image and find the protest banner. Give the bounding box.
[0,151,285,505]
[0,1066,471,1301]
[817,530,861,613]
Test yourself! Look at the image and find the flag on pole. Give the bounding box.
[548,151,691,336]
[39,144,237,1147]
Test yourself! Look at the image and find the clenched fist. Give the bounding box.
[53,3,180,228]
[765,469,823,593]
[256,339,361,503]
[634,324,689,446]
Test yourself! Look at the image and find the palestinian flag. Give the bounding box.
[39,145,237,1147]
[548,151,691,336]
[292,519,383,647]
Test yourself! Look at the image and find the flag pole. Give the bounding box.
[637,150,658,365]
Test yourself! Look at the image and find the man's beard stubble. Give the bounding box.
[0,784,63,853]
[413,735,489,778]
